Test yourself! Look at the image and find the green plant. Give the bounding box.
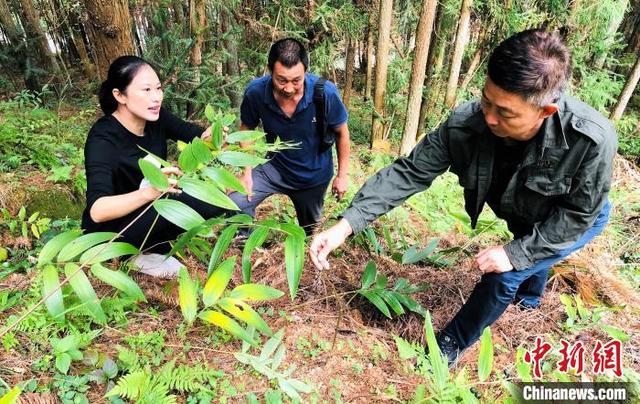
[177,258,283,345]
[1,207,51,240]
[357,260,427,319]
[559,294,629,341]
[50,334,83,374]
[234,329,313,401]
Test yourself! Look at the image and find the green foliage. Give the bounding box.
[1,207,51,240]
[107,360,223,403]
[50,334,83,374]
[559,294,629,341]
[177,259,284,345]
[357,260,427,318]
[235,329,313,401]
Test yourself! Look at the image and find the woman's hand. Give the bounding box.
[200,126,229,143]
[141,166,184,201]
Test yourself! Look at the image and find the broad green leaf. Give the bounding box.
[478,327,494,382]
[600,324,630,342]
[208,225,238,276]
[226,130,265,144]
[178,144,198,172]
[228,284,284,301]
[136,146,171,167]
[359,290,391,319]
[38,229,82,267]
[90,263,146,301]
[271,343,286,370]
[575,294,589,320]
[227,214,253,224]
[242,226,270,282]
[202,167,247,194]
[57,232,118,262]
[278,379,303,401]
[394,292,427,316]
[217,298,272,336]
[55,352,71,374]
[18,206,25,220]
[199,310,258,345]
[79,242,139,265]
[0,386,21,403]
[27,211,39,223]
[42,264,65,321]
[192,138,213,164]
[401,238,440,265]
[178,268,198,324]
[361,260,377,289]
[260,329,285,361]
[559,294,576,323]
[217,151,268,167]
[53,335,80,353]
[424,311,449,388]
[203,256,236,306]
[376,274,388,289]
[284,234,304,300]
[285,379,312,394]
[221,113,236,127]
[212,120,223,150]
[380,290,405,315]
[515,347,533,382]
[64,263,106,324]
[204,104,216,122]
[280,223,306,239]
[138,158,169,191]
[153,199,205,230]
[167,223,209,258]
[178,178,239,210]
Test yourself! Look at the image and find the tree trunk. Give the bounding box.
[17,0,60,72]
[416,0,444,140]
[83,0,135,80]
[364,1,377,101]
[66,2,95,79]
[342,35,356,110]
[593,0,629,69]
[370,0,393,149]
[221,7,241,108]
[0,0,40,89]
[610,55,640,120]
[444,0,473,109]
[172,0,185,28]
[459,27,486,91]
[187,0,205,118]
[399,0,438,155]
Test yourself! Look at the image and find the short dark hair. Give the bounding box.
[98,55,156,115]
[267,38,309,71]
[488,29,571,106]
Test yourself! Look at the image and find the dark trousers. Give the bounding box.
[118,192,227,253]
[443,201,611,350]
[228,163,329,236]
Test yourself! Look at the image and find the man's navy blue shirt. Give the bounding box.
[240,73,348,188]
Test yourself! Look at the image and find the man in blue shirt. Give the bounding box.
[230,38,350,235]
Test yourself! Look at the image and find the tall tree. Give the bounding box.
[342,35,355,109]
[592,0,629,69]
[83,0,135,79]
[399,0,438,155]
[187,0,205,117]
[221,7,241,108]
[364,1,377,101]
[17,0,60,72]
[0,0,39,89]
[444,0,473,109]
[610,55,640,121]
[370,0,393,149]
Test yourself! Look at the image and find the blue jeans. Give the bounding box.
[443,201,611,350]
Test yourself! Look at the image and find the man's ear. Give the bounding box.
[112,88,126,105]
[540,103,558,118]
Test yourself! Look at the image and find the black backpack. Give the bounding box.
[313,78,335,152]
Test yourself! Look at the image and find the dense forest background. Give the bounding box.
[1,0,639,403]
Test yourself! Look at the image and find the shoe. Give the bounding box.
[514,299,540,310]
[132,253,184,278]
[430,332,465,368]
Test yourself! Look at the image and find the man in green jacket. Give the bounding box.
[309,29,617,365]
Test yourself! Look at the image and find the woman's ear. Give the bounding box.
[112,88,126,105]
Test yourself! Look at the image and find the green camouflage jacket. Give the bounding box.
[342,95,617,270]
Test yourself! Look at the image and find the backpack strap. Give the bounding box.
[313,78,327,140]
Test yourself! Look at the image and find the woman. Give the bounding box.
[82,56,224,277]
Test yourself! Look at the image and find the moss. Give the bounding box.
[25,187,84,220]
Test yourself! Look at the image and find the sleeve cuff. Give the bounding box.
[341,208,368,235]
[504,240,534,271]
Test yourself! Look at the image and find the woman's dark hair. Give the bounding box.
[98,56,155,114]
[488,29,571,106]
[267,38,309,71]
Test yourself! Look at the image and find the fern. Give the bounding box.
[106,370,177,404]
[156,360,223,393]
